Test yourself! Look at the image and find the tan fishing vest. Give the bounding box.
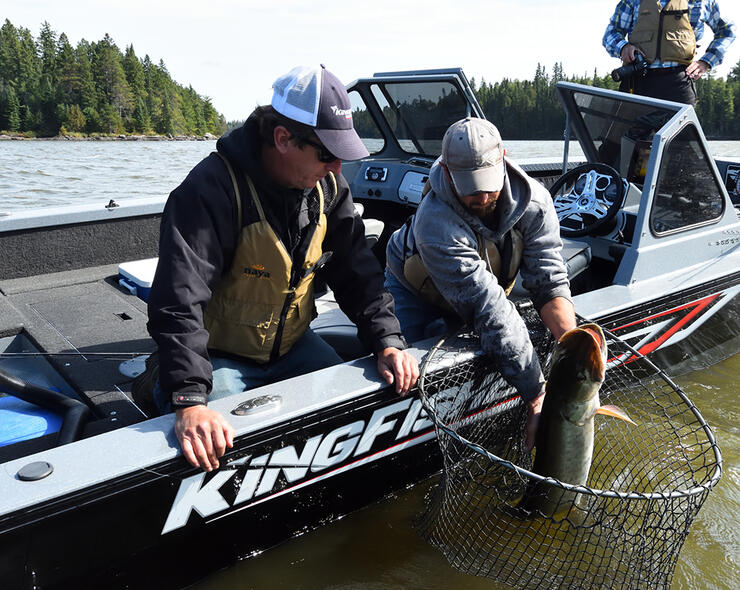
[403,226,524,313]
[630,0,696,65]
[204,155,331,363]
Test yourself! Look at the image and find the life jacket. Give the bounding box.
[204,153,333,364]
[629,0,696,65]
[401,214,524,314]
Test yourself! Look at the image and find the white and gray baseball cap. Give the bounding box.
[271,65,369,161]
[441,117,505,195]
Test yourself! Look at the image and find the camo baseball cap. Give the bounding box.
[271,65,369,161]
[441,117,505,195]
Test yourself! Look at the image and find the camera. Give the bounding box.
[611,53,648,82]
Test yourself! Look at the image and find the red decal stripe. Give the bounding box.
[610,293,720,364]
[636,293,719,355]
[613,293,720,332]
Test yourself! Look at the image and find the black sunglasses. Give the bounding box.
[294,135,338,163]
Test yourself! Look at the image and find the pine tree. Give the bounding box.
[75,41,97,112]
[65,103,86,133]
[55,33,79,106]
[123,45,148,132]
[37,22,57,84]
[158,91,174,135]
[16,26,41,108]
[91,34,134,129]
[1,84,21,131]
[83,106,101,133]
[0,20,20,84]
[132,96,151,132]
[36,22,60,133]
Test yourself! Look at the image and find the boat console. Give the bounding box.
[342,70,578,264]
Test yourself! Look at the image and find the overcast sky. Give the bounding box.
[5,0,740,121]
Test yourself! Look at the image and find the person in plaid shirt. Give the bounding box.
[603,0,735,104]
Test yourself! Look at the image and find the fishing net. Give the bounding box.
[417,305,722,590]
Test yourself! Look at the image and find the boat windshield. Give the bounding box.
[571,91,677,183]
[559,84,727,234]
[369,80,470,157]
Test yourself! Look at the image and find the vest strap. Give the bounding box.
[244,175,266,222]
[326,171,337,200]
[215,151,243,231]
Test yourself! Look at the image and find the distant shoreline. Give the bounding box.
[0,133,219,142]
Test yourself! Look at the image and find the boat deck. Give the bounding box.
[0,264,153,461]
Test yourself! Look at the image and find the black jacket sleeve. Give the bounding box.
[321,174,407,353]
[146,154,238,406]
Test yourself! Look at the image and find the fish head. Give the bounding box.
[546,323,607,406]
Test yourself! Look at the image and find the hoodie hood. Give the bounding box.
[428,155,532,242]
[216,115,262,179]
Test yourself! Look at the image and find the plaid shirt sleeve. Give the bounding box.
[603,0,638,59]
[697,1,736,68]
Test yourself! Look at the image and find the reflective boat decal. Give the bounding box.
[609,284,740,363]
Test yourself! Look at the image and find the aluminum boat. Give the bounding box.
[1,68,739,589]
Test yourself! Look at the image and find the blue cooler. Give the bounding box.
[118,258,159,301]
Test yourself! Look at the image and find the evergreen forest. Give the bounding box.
[0,20,226,137]
[1,20,739,140]
[470,61,740,140]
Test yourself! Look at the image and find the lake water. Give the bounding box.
[1,139,739,213]
[0,140,218,213]
[1,140,738,589]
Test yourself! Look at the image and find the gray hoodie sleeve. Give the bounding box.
[413,201,545,402]
[518,182,572,311]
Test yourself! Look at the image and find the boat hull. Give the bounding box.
[0,386,441,589]
[3,268,740,588]
[599,272,740,375]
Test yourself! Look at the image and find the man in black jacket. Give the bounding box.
[147,65,418,471]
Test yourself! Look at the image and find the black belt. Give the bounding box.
[646,65,687,76]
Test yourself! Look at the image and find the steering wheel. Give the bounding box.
[549,163,625,238]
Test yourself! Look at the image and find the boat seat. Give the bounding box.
[311,302,370,362]
[561,238,592,280]
[362,218,384,248]
[353,202,384,248]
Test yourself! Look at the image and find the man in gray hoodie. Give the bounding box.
[384,117,576,450]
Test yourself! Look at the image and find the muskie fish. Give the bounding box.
[522,323,633,520]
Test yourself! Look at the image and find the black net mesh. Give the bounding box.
[417,307,722,589]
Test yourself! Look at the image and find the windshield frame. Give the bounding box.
[555,82,684,171]
[346,70,485,160]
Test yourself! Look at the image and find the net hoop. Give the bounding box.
[418,321,723,502]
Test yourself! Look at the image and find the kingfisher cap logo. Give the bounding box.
[330,105,352,119]
[244,264,271,280]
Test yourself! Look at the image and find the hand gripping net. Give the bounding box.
[417,307,722,589]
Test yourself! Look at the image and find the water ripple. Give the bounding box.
[1,140,737,213]
[0,140,216,211]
